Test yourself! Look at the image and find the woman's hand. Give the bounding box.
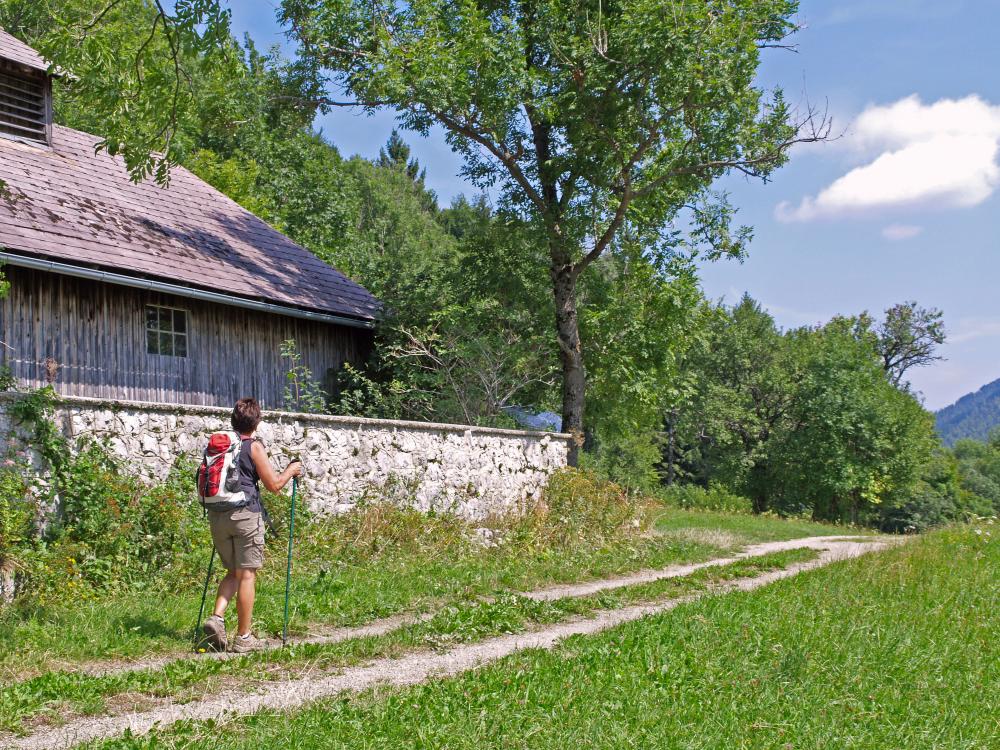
[252,443,301,492]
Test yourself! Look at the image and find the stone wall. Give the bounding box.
[0,394,572,518]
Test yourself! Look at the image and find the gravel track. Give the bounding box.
[521,535,873,601]
[74,535,865,679]
[0,536,893,750]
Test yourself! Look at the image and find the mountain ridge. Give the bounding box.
[936,377,1000,446]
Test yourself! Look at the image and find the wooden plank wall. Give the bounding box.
[0,266,373,408]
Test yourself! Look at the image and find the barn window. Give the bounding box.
[146,305,188,357]
[0,61,49,145]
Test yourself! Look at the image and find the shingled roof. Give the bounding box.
[0,31,380,326]
[0,126,380,323]
[0,29,47,71]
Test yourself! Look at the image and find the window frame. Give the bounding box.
[145,304,189,359]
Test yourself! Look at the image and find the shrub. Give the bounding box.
[52,444,206,589]
[517,468,649,548]
[0,466,36,602]
[0,468,33,556]
[657,483,754,514]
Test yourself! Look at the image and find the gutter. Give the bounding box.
[0,251,375,330]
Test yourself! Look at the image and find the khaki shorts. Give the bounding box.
[208,507,265,571]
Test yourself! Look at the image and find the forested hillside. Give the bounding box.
[936,378,1000,446]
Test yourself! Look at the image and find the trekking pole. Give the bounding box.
[282,476,298,646]
[193,546,216,649]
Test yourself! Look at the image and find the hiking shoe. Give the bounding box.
[229,632,268,653]
[200,615,227,652]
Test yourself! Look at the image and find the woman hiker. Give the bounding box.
[201,397,302,653]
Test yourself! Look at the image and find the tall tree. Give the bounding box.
[668,295,798,511]
[279,0,826,462]
[29,0,827,463]
[864,302,946,388]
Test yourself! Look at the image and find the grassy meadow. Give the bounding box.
[76,523,997,750]
[0,469,849,680]
[0,548,818,735]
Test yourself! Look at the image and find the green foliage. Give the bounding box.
[273,0,811,444]
[668,297,940,527]
[45,445,204,590]
[520,468,646,548]
[1,389,205,601]
[7,386,67,471]
[279,339,327,414]
[665,295,796,508]
[0,468,33,563]
[877,446,992,533]
[657,484,753,515]
[936,377,1000,446]
[0,366,16,392]
[326,363,408,420]
[581,253,705,489]
[1,0,237,183]
[952,434,1000,516]
[770,319,935,524]
[863,301,945,388]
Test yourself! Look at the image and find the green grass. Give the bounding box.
[0,532,715,679]
[0,501,848,681]
[654,507,870,543]
[88,523,998,750]
[0,549,818,735]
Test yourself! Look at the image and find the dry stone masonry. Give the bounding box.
[0,395,571,518]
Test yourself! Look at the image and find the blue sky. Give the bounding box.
[227,0,996,410]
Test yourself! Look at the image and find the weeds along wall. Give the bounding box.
[0,394,572,518]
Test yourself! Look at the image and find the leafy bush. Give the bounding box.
[299,501,472,566]
[516,468,648,548]
[0,468,33,556]
[21,445,206,595]
[0,388,208,603]
[657,483,754,514]
[0,466,36,603]
[280,339,328,414]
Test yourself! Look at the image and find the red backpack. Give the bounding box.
[196,431,248,510]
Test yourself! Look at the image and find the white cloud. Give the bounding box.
[951,318,1000,344]
[881,224,923,241]
[776,95,1000,222]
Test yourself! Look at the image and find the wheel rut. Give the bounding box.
[0,536,894,750]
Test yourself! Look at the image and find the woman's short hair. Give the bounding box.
[232,398,262,434]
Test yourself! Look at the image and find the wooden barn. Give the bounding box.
[0,30,380,408]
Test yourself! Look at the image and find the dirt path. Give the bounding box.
[79,535,871,678]
[1,536,893,750]
[522,535,874,601]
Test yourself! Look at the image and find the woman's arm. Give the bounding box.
[250,441,302,493]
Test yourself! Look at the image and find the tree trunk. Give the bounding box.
[552,265,585,466]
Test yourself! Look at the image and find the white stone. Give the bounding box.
[0,396,570,519]
[140,433,158,456]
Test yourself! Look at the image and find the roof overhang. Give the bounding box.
[0,250,376,330]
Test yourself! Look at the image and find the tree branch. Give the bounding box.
[431,109,546,213]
